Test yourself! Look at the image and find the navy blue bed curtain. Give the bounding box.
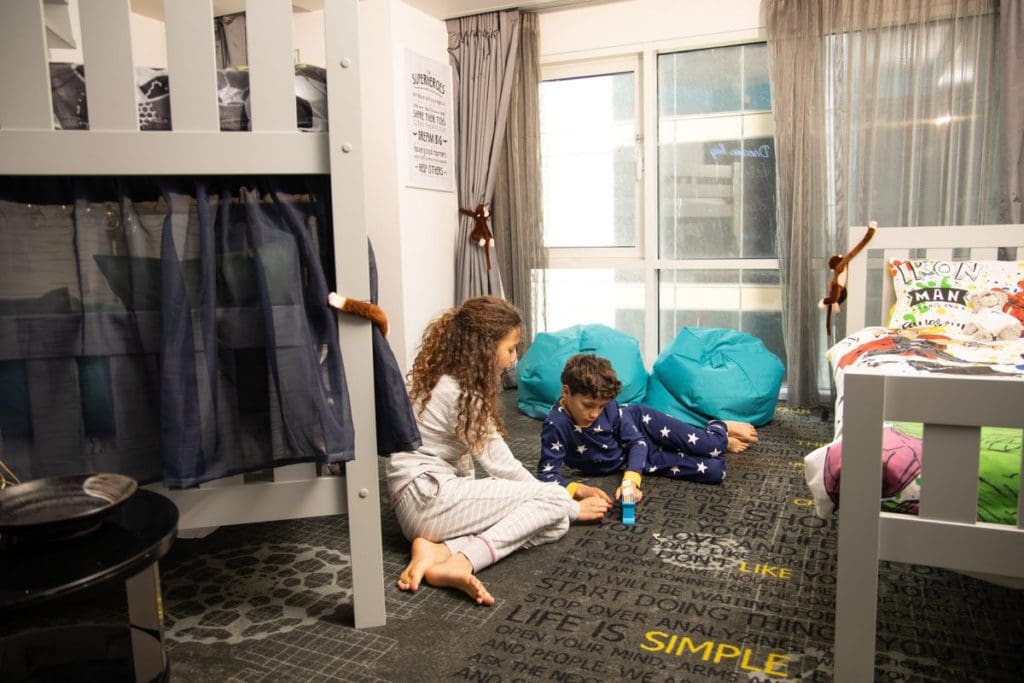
[0,176,354,488]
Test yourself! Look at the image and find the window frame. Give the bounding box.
[541,55,644,261]
[539,37,779,366]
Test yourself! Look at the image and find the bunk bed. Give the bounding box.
[0,0,386,629]
[816,225,1024,680]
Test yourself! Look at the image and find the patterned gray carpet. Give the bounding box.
[4,392,1023,681]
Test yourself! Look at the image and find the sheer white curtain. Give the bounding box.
[767,0,1001,407]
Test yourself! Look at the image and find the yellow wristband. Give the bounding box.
[565,481,582,498]
[622,471,642,489]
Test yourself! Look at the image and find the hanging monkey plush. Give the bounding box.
[328,292,388,337]
[459,203,495,269]
[820,221,877,336]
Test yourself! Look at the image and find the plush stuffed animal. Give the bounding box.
[820,221,877,336]
[327,292,388,337]
[459,203,495,268]
[963,289,1023,341]
[1001,279,1024,325]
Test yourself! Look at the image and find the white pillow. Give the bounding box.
[887,258,1024,337]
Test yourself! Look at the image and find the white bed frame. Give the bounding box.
[0,1,386,628]
[833,224,1024,680]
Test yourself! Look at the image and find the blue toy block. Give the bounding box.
[621,481,636,526]
[622,500,636,526]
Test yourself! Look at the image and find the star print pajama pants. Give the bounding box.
[638,414,727,484]
[391,472,575,571]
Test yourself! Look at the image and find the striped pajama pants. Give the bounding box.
[391,472,576,572]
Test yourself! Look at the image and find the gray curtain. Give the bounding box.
[765,1,830,409]
[766,0,1001,408]
[448,10,521,303]
[1002,0,1024,224]
[492,12,545,343]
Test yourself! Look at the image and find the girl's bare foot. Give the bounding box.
[397,537,451,592]
[727,436,749,453]
[424,553,495,606]
[725,421,758,443]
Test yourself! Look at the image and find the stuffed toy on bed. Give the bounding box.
[819,221,877,336]
[963,289,1023,341]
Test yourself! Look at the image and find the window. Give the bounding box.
[657,44,781,365]
[541,68,638,249]
[538,44,780,372]
[539,57,644,349]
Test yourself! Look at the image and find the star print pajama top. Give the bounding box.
[537,400,729,486]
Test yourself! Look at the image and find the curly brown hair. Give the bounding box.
[409,296,522,455]
[560,353,622,400]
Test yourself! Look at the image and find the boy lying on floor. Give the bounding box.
[537,353,758,504]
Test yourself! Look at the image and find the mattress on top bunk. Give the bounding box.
[49,63,328,132]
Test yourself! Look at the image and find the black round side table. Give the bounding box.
[0,488,178,682]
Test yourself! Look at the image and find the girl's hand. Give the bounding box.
[614,484,644,504]
[577,496,611,521]
[573,484,612,504]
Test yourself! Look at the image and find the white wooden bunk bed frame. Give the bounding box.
[833,224,1024,681]
[0,0,386,628]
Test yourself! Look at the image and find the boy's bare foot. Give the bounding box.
[727,436,749,453]
[725,421,758,443]
[424,553,495,606]
[397,537,451,592]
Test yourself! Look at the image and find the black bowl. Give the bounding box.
[0,473,138,540]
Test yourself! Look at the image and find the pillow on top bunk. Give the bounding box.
[886,258,1024,338]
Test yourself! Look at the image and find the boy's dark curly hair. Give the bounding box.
[560,353,621,400]
[409,296,522,455]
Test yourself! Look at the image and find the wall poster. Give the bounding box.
[404,49,455,192]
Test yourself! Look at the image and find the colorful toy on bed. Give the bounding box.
[820,221,876,336]
[516,324,646,419]
[644,327,784,427]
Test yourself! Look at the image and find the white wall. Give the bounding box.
[538,0,765,60]
[292,11,326,66]
[47,0,167,66]
[360,0,457,372]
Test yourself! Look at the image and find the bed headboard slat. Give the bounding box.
[245,0,298,131]
[165,1,220,131]
[0,1,54,130]
[79,0,139,131]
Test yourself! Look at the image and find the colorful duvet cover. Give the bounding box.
[804,326,1024,524]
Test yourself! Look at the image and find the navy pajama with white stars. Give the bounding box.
[537,400,729,486]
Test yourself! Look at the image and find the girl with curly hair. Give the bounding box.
[387,296,610,604]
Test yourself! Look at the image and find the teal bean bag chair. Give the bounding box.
[517,324,647,419]
[645,327,784,427]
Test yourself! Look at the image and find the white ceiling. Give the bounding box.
[130,0,606,22]
[403,0,609,19]
[130,0,324,21]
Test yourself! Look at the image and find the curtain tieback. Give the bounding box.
[460,203,495,269]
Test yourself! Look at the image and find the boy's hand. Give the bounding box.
[577,495,611,521]
[614,484,644,504]
[573,484,612,504]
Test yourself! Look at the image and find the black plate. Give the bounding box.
[0,473,138,540]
